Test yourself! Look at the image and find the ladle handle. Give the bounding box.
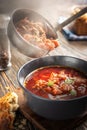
[55,6,87,31]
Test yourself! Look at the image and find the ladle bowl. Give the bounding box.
[7,9,58,58]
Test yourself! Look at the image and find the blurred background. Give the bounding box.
[0,0,87,28]
[0,0,87,14]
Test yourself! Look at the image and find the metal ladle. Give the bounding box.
[55,6,87,31]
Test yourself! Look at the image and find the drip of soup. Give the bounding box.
[24,66,87,100]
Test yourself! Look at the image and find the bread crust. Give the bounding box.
[0,92,19,130]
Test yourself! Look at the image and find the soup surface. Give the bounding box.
[24,66,87,100]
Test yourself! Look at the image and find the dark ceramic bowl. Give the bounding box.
[17,56,87,120]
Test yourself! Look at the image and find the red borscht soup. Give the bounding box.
[24,66,87,100]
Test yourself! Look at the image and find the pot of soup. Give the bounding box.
[17,56,87,120]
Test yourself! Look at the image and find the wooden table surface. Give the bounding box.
[0,0,87,130]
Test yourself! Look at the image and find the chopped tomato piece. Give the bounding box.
[51,39,59,48]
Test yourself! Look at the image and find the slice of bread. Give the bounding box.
[72,6,87,35]
[0,92,19,130]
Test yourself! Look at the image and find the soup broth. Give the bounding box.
[24,66,87,100]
